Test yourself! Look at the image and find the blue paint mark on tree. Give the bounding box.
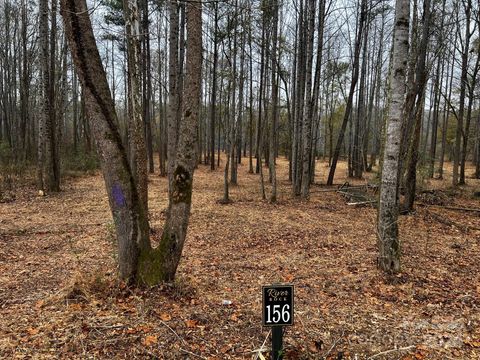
[112,183,126,207]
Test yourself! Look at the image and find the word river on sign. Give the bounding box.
[262,284,294,326]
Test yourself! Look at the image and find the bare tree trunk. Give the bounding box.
[19,0,30,161]
[439,39,455,179]
[38,0,60,192]
[293,0,307,195]
[63,0,201,285]
[256,8,266,175]
[141,0,154,174]
[229,7,238,186]
[269,0,279,202]
[454,0,472,186]
[476,110,480,178]
[308,0,325,185]
[369,14,385,170]
[237,12,246,170]
[37,0,48,192]
[327,0,367,185]
[124,0,148,214]
[353,20,369,179]
[402,0,431,213]
[61,0,149,283]
[460,42,480,183]
[167,0,179,197]
[157,12,167,177]
[72,71,78,154]
[156,0,202,280]
[403,96,424,212]
[248,12,254,174]
[210,3,218,171]
[377,0,410,274]
[46,0,60,192]
[428,3,446,180]
[300,0,316,198]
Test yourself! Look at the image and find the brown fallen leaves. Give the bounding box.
[159,312,172,322]
[143,335,158,346]
[0,158,479,358]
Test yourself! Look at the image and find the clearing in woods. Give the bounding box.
[0,157,479,359]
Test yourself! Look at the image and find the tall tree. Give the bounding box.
[167,0,179,197]
[300,0,316,197]
[326,0,367,185]
[38,0,60,193]
[377,0,410,273]
[124,0,148,214]
[453,0,472,186]
[141,0,154,174]
[209,3,219,171]
[61,0,202,284]
[269,0,279,202]
[154,0,202,280]
[61,0,149,282]
[402,0,432,213]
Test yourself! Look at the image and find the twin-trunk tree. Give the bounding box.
[60,0,202,285]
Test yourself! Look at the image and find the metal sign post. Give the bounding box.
[262,284,294,360]
[272,326,283,360]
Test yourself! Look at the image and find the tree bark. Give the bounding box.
[300,0,316,197]
[61,0,149,283]
[454,0,471,186]
[327,0,367,185]
[155,0,202,280]
[269,0,279,202]
[402,0,431,213]
[210,3,218,171]
[124,0,148,214]
[377,0,410,274]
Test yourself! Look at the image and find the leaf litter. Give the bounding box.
[0,157,479,359]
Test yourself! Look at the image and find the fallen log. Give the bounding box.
[417,203,480,213]
[347,200,377,206]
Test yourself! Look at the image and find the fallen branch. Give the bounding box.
[159,319,185,345]
[424,210,480,232]
[180,348,208,360]
[417,203,480,213]
[322,329,345,359]
[253,330,271,360]
[134,344,161,358]
[347,200,377,206]
[311,188,348,193]
[336,190,357,198]
[311,185,372,193]
[368,345,416,359]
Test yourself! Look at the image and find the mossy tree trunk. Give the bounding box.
[62,0,202,286]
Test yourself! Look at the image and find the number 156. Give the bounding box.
[265,304,290,323]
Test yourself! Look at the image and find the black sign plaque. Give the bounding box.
[262,284,294,327]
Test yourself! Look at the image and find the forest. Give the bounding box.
[0,0,479,358]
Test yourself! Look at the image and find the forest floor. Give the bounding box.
[1,156,479,359]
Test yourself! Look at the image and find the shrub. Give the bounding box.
[62,150,99,175]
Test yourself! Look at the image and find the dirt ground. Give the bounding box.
[1,156,479,359]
